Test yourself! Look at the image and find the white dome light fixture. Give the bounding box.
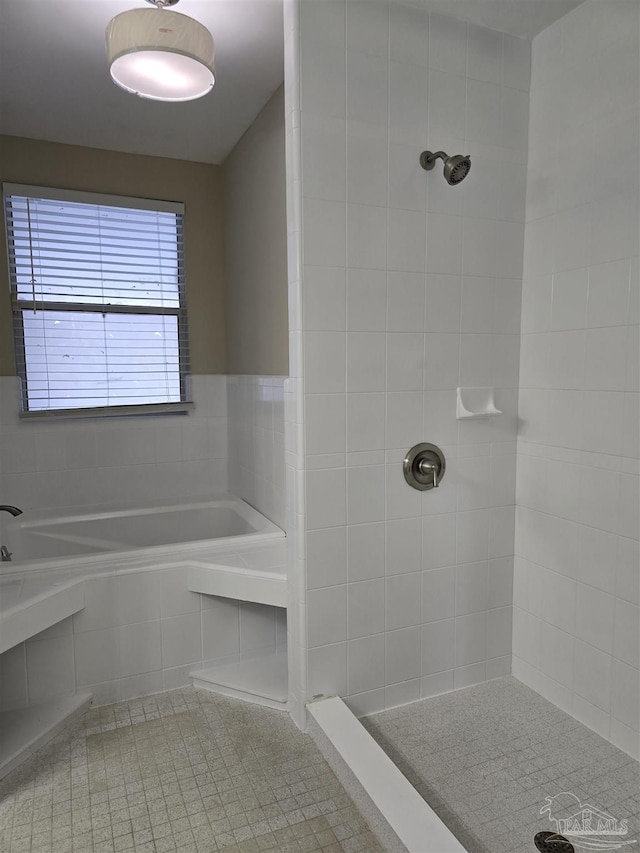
[106,0,215,102]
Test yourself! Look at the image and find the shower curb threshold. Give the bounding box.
[307,696,468,853]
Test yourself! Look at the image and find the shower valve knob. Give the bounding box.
[418,458,439,488]
[403,443,446,491]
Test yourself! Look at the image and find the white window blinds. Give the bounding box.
[3,184,191,418]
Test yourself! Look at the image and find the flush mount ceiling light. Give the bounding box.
[106,0,215,102]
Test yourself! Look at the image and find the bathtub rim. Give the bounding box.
[7,494,274,529]
[0,496,285,575]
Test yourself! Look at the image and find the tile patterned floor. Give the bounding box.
[0,688,384,853]
[362,676,640,853]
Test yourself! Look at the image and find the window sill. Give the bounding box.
[19,401,194,421]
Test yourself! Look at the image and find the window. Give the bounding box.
[3,183,191,417]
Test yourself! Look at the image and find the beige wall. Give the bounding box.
[0,135,227,375]
[223,86,288,376]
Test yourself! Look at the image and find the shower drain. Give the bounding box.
[534,830,575,853]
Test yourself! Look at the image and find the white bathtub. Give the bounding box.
[0,497,283,570]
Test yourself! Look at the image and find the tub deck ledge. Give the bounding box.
[0,573,85,655]
[187,540,287,607]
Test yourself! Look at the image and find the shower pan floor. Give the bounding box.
[0,688,383,853]
[361,676,640,853]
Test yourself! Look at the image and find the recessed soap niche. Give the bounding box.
[456,387,502,419]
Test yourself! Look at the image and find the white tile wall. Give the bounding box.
[514,0,640,758]
[287,0,531,717]
[0,375,228,512]
[0,370,288,705]
[8,0,627,742]
[0,567,286,707]
[227,375,286,530]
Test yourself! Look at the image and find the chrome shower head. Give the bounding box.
[443,154,471,185]
[420,150,471,185]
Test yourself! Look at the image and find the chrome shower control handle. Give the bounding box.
[403,443,446,491]
[418,458,439,488]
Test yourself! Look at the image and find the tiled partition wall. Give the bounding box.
[0,375,228,511]
[284,0,531,720]
[514,0,639,758]
[227,375,287,530]
[0,568,287,709]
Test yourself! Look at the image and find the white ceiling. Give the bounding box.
[419,0,585,40]
[0,0,285,165]
[0,0,583,165]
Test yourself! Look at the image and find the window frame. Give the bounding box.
[3,183,193,419]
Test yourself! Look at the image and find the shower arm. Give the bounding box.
[0,505,23,516]
[419,150,448,171]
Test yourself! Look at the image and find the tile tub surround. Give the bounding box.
[514,0,640,756]
[0,555,287,711]
[284,0,530,719]
[0,688,385,853]
[0,374,229,512]
[227,375,286,531]
[361,676,640,853]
